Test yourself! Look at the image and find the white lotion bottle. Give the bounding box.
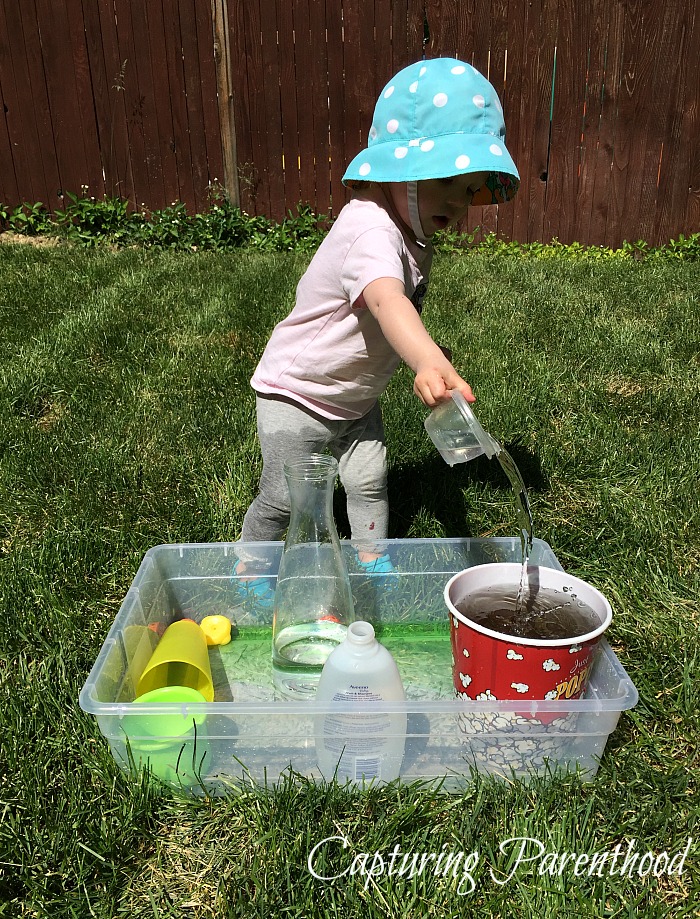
[314,620,407,784]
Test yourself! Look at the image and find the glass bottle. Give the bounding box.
[272,455,355,698]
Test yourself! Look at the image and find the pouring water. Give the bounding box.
[494,446,534,613]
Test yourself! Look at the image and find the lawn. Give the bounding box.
[0,239,698,917]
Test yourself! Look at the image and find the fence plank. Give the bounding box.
[194,0,225,197]
[637,2,686,244]
[19,0,65,206]
[0,0,51,205]
[544,0,589,244]
[128,0,166,208]
[33,0,93,202]
[604,1,649,248]
[0,0,21,206]
[571,0,611,247]
[587,2,624,247]
[112,0,152,208]
[243,0,272,216]
[505,0,558,243]
[259,0,285,219]
[676,6,700,237]
[80,0,113,200]
[163,0,197,210]
[290,0,316,210]
[177,0,211,213]
[495,0,529,242]
[276,0,301,210]
[631,3,680,246]
[342,0,370,172]
[227,0,256,212]
[64,0,105,196]
[90,0,133,202]
[142,0,180,207]
[325,0,345,216]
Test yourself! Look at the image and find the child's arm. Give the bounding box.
[362,276,475,408]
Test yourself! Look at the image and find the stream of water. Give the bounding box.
[493,446,534,613]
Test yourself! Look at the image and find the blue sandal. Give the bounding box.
[231,562,276,616]
[357,553,400,590]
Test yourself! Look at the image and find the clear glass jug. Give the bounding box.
[271,455,355,698]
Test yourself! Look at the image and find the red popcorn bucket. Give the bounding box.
[444,564,612,723]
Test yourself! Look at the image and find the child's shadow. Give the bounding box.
[335,438,548,539]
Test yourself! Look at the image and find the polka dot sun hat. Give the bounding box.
[343,58,519,206]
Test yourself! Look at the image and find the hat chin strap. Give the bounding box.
[407,181,427,244]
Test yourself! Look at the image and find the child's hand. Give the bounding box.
[413,366,475,408]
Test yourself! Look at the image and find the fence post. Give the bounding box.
[212,0,239,206]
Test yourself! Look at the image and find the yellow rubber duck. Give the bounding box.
[200,615,232,646]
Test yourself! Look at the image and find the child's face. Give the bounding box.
[419,173,490,233]
[389,173,489,237]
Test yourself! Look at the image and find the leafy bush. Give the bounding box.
[0,193,327,253]
[1,192,698,259]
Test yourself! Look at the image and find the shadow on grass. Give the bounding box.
[335,438,549,540]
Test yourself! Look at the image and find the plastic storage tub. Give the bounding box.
[79,539,638,791]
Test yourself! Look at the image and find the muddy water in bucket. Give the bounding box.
[454,585,602,640]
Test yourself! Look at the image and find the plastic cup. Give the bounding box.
[424,391,500,466]
[130,685,207,736]
[123,685,208,782]
[444,564,612,720]
[136,620,214,701]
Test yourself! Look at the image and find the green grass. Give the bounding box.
[1,240,698,917]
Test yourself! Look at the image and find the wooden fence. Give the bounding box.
[0,0,698,247]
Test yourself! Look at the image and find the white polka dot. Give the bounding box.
[409,81,419,93]
[408,138,420,146]
[394,147,408,159]
[384,85,395,99]
[451,65,466,75]
[358,162,371,176]
[455,155,471,170]
[490,144,503,156]
[386,119,399,134]
[419,66,427,77]
[473,94,485,108]
[421,140,435,152]
[369,126,378,141]
[433,92,448,108]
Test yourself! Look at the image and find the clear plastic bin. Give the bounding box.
[79,539,638,791]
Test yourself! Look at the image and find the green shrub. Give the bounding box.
[1,192,698,259]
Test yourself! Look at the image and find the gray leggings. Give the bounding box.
[241,394,388,551]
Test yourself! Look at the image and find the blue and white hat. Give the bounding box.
[343,58,519,207]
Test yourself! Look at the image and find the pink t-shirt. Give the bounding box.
[251,197,433,420]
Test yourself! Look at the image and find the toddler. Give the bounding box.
[236,58,519,598]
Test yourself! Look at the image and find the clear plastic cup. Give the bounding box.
[424,391,501,466]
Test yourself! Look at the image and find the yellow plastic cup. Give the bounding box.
[136,620,214,701]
